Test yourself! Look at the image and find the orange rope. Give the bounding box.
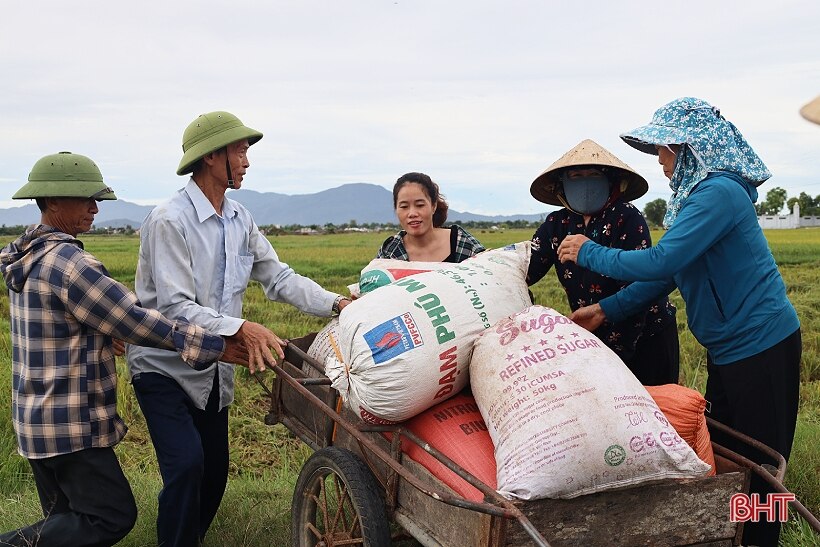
[328,333,345,442]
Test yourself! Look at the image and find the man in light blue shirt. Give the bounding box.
[127,111,351,547]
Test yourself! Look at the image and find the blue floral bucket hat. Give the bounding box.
[620,97,771,228]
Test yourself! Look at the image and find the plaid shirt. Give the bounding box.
[1,225,225,458]
[376,224,485,262]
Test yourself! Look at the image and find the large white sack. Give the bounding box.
[356,258,463,295]
[471,305,711,500]
[348,257,463,297]
[306,317,342,372]
[326,243,532,424]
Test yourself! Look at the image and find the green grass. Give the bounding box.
[1,228,819,545]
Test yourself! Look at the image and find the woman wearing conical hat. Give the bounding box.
[528,139,679,386]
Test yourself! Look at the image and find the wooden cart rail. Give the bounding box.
[257,348,552,546]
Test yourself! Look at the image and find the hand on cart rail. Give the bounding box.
[220,335,251,369]
[235,320,285,373]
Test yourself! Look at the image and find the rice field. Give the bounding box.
[1,227,819,546]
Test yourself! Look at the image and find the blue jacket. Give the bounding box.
[581,172,799,365]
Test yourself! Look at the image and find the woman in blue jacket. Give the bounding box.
[557,97,801,547]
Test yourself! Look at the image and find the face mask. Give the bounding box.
[562,175,611,215]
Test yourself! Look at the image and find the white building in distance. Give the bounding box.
[758,203,820,229]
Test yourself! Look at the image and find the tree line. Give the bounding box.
[258,218,546,234]
[642,187,820,228]
[4,186,816,237]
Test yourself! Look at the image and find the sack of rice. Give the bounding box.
[386,392,497,502]
[357,258,464,295]
[306,317,342,372]
[325,243,532,424]
[470,305,711,500]
[645,384,716,475]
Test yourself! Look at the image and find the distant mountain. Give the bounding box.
[231,183,393,225]
[0,183,545,228]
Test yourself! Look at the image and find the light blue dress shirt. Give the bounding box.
[127,179,337,410]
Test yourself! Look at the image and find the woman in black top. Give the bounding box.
[528,139,679,385]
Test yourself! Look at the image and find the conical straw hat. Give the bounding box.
[800,95,820,125]
[530,139,649,206]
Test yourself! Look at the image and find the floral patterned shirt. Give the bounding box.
[527,201,676,361]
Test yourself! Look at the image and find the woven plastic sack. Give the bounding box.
[470,305,711,500]
[325,243,531,424]
[386,392,496,502]
[645,384,716,476]
[306,317,342,372]
[356,258,471,296]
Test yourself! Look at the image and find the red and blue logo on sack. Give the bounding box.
[364,312,424,364]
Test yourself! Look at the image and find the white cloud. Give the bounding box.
[1,0,819,214]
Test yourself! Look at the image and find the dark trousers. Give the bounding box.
[131,372,229,547]
[0,447,137,547]
[625,321,681,386]
[705,329,802,547]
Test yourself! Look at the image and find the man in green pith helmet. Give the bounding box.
[0,152,247,547]
[126,111,351,547]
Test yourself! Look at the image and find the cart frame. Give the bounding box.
[259,334,805,546]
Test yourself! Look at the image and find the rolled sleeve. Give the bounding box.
[171,319,227,370]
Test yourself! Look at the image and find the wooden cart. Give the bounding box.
[259,333,779,547]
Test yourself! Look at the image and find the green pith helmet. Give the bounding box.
[176,111,263,176]
[13,151,117,200]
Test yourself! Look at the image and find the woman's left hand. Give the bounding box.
[557,234,590,264]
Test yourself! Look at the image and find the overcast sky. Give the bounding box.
[2,0,819,216]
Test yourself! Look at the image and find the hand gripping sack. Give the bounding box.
[470,305,711,500]
[325,243,532,424]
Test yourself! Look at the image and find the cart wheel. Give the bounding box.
[292,446,390,547]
